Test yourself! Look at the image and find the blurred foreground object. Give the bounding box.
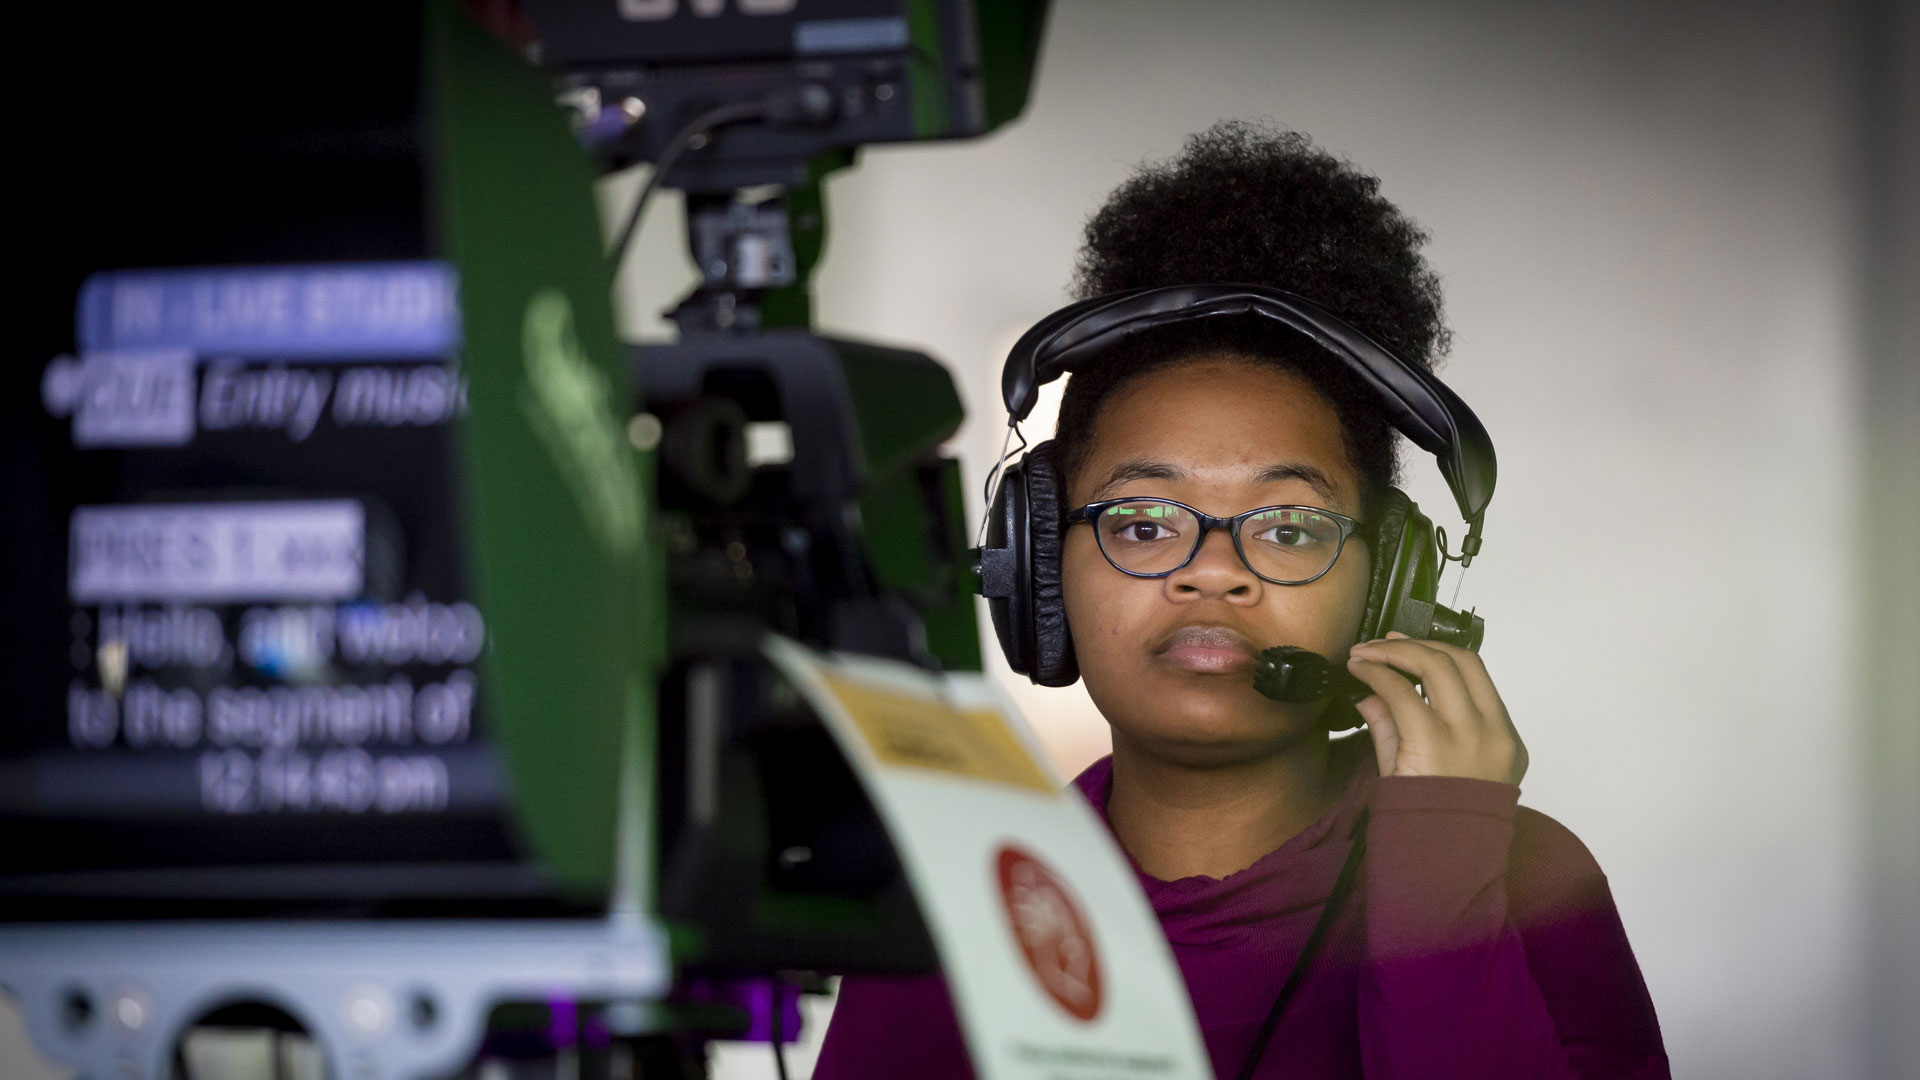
[0,2,1094,1078]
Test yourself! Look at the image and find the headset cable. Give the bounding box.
[607,84,837,272]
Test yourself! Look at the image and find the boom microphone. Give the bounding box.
[1252,645,1333,703]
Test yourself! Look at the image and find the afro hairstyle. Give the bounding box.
[1053,120,1451,521]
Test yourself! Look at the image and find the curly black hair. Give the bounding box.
[1053,121,1450,520]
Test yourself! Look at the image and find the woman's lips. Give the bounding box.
[1154,625,1258,674]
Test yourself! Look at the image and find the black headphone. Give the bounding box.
[972,284,1498,692]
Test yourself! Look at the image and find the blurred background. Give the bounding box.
[3,1,1912,1079]
[609,0,1917,1077]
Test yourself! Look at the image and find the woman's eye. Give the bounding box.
[1107,520,1174,543]
[1252,514,1329,547]
[1100,505,1184,544]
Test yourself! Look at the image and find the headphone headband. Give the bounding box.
[999,284,1497,534]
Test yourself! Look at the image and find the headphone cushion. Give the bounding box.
[982,456,1033,677]
[1361,487,1413,643]
[1024,441,1079,686]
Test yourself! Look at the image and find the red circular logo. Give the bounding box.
[995,845,1103,1022]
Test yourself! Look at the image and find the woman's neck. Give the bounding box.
[1104,732,1348,882]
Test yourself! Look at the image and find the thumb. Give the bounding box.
[1355,694,1397,775]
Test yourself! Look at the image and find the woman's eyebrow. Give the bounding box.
[1098,455,1336,503]
[1093,459,1186,496]
[1254,462,1340,501]
[1092,460,1341,502]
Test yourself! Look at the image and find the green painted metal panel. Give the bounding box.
[905,0,953,138]
[427,2,658,899]
[837,342,981,671]
[975,0,1052,130]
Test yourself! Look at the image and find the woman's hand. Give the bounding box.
[1346,631,1528,786]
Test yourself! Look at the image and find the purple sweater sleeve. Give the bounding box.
[813,973,971,1080]
[1360,776,1670,1080]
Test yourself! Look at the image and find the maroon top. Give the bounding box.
[814,739,1670,1079]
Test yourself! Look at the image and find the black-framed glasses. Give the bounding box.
[1064,497,1362,585]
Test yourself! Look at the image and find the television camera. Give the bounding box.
[0,1,1048,1076]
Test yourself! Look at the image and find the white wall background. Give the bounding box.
[612,2,1881,1078]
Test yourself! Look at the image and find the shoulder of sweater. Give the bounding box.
[1507,803,1613,919]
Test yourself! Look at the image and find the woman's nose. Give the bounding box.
[1167,528,1258,600]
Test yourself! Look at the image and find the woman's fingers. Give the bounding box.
[1381,631,1507,722]
[1344,655,1441,748]
[1346,634,1526,785]
[1353,693,1398,776]
[1377,635,1524,776]
[1348,636,1482,733]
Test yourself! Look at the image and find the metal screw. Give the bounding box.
[109,988,148,1032]
[626,413,663,452]
[555,86,601,129]
[343,984,394,1036]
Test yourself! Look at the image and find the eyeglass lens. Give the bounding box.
[1090,500,1346,583]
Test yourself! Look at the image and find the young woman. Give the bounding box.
[813,122,1668,1080]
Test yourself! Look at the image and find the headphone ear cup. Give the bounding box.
[1359,489,1411,643]
[1359,487,1440,643]
[983,455,1036,678]
[1023,441,1079,687]
[1328,488,1423,732]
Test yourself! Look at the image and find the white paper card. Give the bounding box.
[763,636,1210,1080]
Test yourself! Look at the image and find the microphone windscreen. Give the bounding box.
[1252,645,1333,703]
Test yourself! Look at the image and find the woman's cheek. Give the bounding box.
[1061,540,1135,678]
[1301,544,1371,656]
